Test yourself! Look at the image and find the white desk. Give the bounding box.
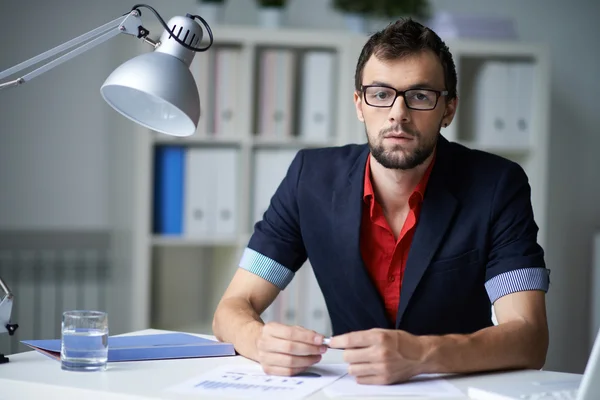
[0,329,581,400]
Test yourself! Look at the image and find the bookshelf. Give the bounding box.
[445,39,551,249]
[105,24,550,337]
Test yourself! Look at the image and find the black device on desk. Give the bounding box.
[0,276,19,364]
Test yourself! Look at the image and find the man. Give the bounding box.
[213,18,550,385]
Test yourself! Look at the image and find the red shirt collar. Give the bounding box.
[363,152,436,213]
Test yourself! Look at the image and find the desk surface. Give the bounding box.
[0,329,581,400]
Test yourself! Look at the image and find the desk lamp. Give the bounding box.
[0,4,214,363]
[0,277,18,364]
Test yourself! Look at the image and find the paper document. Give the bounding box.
[323,373,464,397]
[167,363,348,399]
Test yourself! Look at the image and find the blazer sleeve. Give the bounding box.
[484,162,550,303]
[238,150,308,290]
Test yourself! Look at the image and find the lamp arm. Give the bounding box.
[1,275,17,364]
[0,275,16,335]
[0,276,11,300]
[0,10,147,91]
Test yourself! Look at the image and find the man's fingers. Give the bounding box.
[261,353,322,369]
[329,329,379,349]
[264,322,324,345]
[355,374,391,385]
[347,362,377,378]
[342,347,379,364]
[348,363,397,384]
[259,336,326,356]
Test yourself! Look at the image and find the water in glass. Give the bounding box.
[61,310,108,371]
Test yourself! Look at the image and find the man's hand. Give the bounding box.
[256,322,328,376]
[329,328,428,384]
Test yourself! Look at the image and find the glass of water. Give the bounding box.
[61,310,109,371]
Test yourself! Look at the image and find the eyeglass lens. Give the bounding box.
[364,87,438,109]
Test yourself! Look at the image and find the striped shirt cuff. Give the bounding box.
[239,247,294,290]
[485,267,550,303]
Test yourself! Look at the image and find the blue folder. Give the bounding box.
[21,333,236,362]
[153,145,185,235]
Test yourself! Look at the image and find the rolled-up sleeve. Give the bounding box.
[239,247,295,290]
[485,267,550,303]
[239,150,308,290]
[485,163,550,303]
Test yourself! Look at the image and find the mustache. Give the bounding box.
[379,125,419,137]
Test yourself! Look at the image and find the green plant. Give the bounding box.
[372,0,430,20]
[332,0,375,14]
[256,0,287,7]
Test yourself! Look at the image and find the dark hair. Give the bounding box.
[354,18,457,100]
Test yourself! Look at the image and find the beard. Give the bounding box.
[366,122,440,170]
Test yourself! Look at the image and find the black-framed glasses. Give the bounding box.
[361,85,448,110]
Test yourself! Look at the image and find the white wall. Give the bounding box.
[0,0,198,229]
[1,0,599,373]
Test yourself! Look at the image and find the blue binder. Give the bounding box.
[21,333,236,362]
[153,145,185,235]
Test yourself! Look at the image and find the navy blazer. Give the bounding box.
[241,135,549,336]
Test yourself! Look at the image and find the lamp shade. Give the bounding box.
[100,51,200,137]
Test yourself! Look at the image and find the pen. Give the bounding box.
[322,337,331,346]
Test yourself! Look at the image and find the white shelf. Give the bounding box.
[152,134,245,146]
[198,24,361,48]
[251,135,332,148]
[151,235,245,247]
[154,134,335,149]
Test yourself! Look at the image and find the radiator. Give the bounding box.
[0,231,111,356]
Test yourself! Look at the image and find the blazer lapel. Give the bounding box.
[395,137,458,328]
[332,145,390,329]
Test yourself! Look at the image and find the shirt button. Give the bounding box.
[388,276,395,282]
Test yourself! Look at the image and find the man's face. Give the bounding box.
[354,50,457,170]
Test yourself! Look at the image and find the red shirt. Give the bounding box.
[360,155,435,324]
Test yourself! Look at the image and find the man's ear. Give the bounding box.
[442,96,458,127]
[354,91,365,122]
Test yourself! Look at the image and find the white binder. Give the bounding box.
[252,150,275,225]
[508,62,535,147]
[252,149,298,224]
[473,61,510,147]
[299,51,335,143]
[258,49,296,137]
[214,148,238,236]
[184,148,215,237]
[212,48,240,136]
[184,147,239,237]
